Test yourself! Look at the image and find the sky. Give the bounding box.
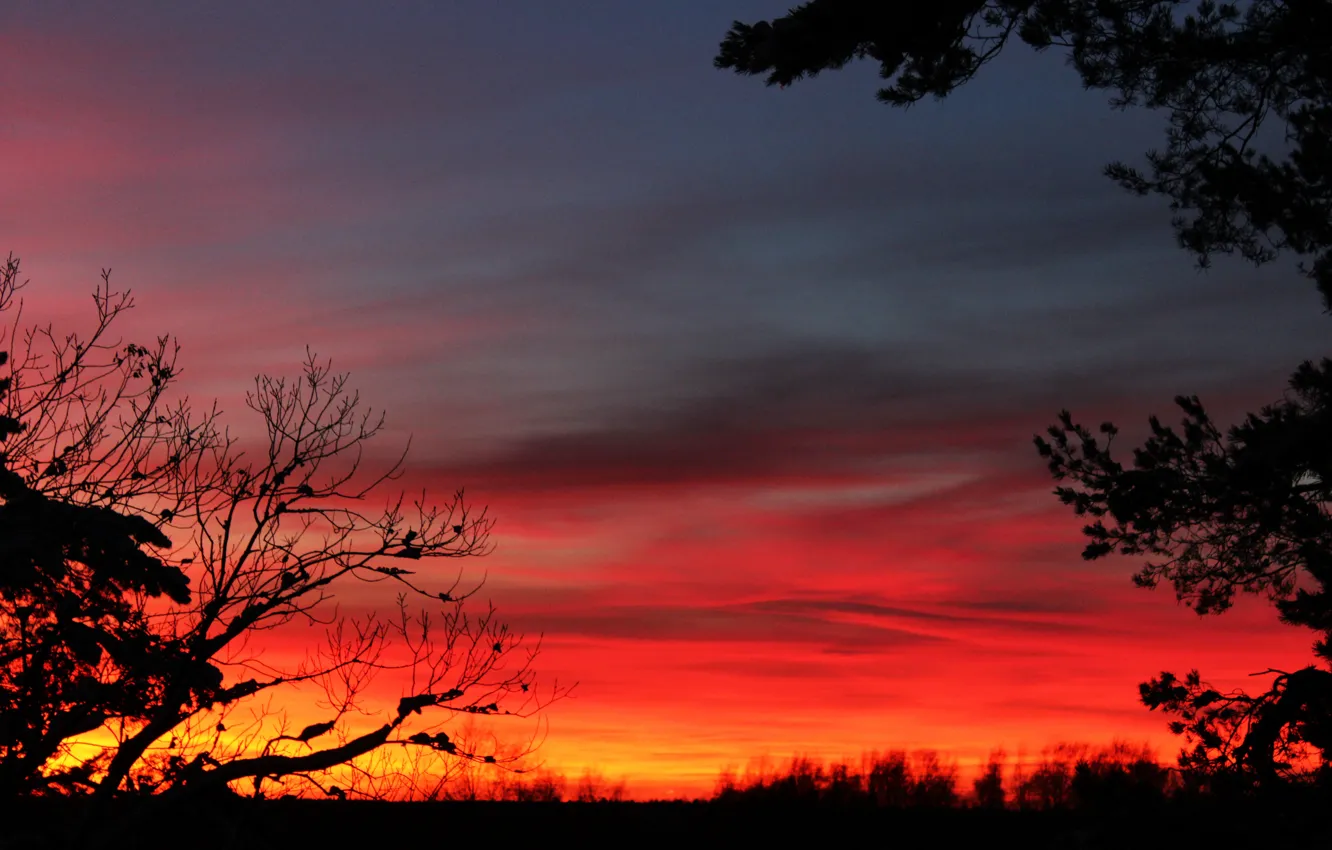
[2,1,1328,798]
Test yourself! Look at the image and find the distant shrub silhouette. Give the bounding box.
[1070,741,1173,810]
[1012,742,1172,811]
[503,769,567,802]
[574,768,627,802]
[972,750,1006,810]
[909,751,959,808]
[1017,744,1080,810]
[712,750,959,808]
[865,750,912,807]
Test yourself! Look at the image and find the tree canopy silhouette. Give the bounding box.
[717,1,1332,788]
[1036,363,1332,784]
[0,255,561,800]
[716,0,1332,307]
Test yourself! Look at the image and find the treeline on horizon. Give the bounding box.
[11,742,1332,849]
[711,743,1174,810]
[414,739,1326,808]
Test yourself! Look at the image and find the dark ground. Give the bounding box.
[3,797,1329,850]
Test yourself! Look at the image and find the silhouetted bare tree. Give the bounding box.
[0,255,563,801]
[0,255,196,796]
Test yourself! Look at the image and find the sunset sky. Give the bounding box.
[3,1,1328,798]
